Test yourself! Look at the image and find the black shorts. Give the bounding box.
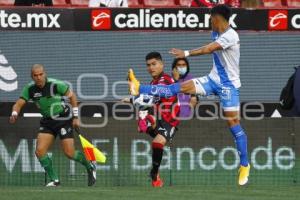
[148,119,178,141]
[39,117,74,140]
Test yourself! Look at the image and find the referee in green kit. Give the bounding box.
[9,64,96,186]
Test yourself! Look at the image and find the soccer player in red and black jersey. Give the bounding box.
[135,52,180,187]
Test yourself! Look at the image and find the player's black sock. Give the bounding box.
[151,142,164,180]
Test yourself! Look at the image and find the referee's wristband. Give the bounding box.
[184,50,190,57]
[11,111,18,117]
[72,107,79,117]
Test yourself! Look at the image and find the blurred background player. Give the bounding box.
[128,5,250,186]
[9,64,96,186]
[129,52,180,187]
[171,58,197,119]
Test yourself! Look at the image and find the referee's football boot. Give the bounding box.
[87,162,96,186]
[46,180,60,187]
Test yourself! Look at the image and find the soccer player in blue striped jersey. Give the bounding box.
[128,4,250,186]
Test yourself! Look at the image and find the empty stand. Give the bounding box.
[0,0,14,6]
[143,0,176,7]
[262,0,282,7]
[287,0,300,7]
[176,0,192,7]
[70,0,89,7]
[128,0,142,7]
[53,0,69,6]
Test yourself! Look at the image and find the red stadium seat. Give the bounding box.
[0,0,14,6]
[177,0,192,7]
[262,0,283,7]
[128,0,143,7]
[189,0,216,7]
[281,0,287,5]
[70,0,89,7]
[53,0,69,6]
[287,0,300,7]
[143,0,176,7]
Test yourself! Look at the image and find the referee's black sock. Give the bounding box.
[151,142,164,180]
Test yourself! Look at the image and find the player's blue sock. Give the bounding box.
[230,124,249,167]
[139,83,181,98]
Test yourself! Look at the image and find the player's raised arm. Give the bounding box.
[9,98,26,124]
[169,42,223,58]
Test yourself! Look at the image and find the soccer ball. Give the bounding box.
[133,94,154,109]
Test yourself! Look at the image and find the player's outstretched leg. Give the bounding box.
[150,141,164,187]
[128,68,181,97]
[231,124,250,186]
[72,150,96,186]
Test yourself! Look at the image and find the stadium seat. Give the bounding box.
[281,0,287,5]
[143,0,176,7]
[262,0,283,7]
[287,0,300,7]
[128,0,143,7]
[70,0,89,7]
[176,0,192,7]
[53,0,69,6]
[0,0,14,6]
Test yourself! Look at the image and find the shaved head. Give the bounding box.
[31,64,45,74]
[31,64,46,88]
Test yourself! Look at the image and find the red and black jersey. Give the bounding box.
[150,73,180,127]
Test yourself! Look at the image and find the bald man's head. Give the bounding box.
[31,64,44,73]
[31,64,46,88]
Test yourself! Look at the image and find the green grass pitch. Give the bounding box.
[0,185,299,200]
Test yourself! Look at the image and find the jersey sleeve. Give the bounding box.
[215,31,238,50]
[56,81,69,96]
[20,84,30,101]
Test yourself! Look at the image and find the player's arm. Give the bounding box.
[65,89,80,128]
[10,84,31,124]
[169,42,223,58]
[188,42,223,56]
[65,89,78,112]
[56,81,78,118]
[56,81,80,128]
[9,98,26,124]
